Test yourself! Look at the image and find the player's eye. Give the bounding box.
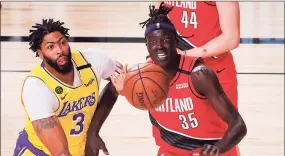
[149,40,156,44]
[61,40,67,45]
[163,38,170,42]
[47,45,54,49]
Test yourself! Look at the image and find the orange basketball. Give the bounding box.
[121,63,170,110]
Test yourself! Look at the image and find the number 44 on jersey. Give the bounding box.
[181,10,198,29]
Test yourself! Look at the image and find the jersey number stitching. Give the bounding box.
[70,112,85,135]
[178,112,199,129]
[181,10,198,29]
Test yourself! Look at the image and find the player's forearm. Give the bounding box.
[203,33,239,57]
[184,34,239,58]
[214,116,247,153]
[88,82,119,135]
[32,116,71,156]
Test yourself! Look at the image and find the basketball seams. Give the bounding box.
[124,63,170,110]
[130,80,137,108]
[124,71,168,85]
[140,77,168,99]
[137,64,155,110]
[131,78,149,109]
[127,63,152,72]
[127,72,168,110]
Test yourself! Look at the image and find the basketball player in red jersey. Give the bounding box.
[136,3,247,156]
[150,1,240,112]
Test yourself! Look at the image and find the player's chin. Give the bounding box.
[58,63,72,72]
[57,63,68,69]
[154,60,169,68]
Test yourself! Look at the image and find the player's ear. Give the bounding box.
[145,38,148,46]
[37,49,43,59]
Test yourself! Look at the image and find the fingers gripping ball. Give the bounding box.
[121,63,170,110]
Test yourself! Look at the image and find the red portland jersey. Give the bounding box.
[164,1,221,47]
[149,55,227,151]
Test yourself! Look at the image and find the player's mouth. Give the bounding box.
[156,50,168,61]
[57,56,67,66]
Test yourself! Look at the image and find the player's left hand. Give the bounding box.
[85,134,109,156]
[199,144,220,156]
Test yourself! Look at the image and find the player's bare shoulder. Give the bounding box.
[190,60,221,95]
[191,59,216,80]
[192,62,208,74]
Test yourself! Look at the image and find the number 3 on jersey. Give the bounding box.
[70,112,85,136]
[179,112,199,129]
[181,10,198,29]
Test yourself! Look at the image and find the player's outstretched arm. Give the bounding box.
[191,63,247,154]
[88,82,118,134]
[179,2,240,58]
[32,116,71,156]
[85,82,119,156]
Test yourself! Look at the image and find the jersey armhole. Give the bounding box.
[204,1,216,6]
[77,50,100,89]
[187,58,207,99]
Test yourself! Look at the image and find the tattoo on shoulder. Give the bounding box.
[35,117,57,133]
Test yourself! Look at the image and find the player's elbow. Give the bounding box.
[223,31,240,50]
[233,116,247,139]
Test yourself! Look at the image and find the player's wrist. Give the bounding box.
[213,142,226,153]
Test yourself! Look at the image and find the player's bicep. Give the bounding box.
[216,2,240,44]
[191,65,239,123]
[32,116,70,156]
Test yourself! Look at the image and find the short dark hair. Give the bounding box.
[28,18,70,57]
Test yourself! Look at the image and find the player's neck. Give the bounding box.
[44,63,74,86]
[164,54,180,80]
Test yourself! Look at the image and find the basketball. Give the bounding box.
[121,63,170,110]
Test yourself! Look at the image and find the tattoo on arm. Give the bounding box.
[57,151,71,156]
[35,117,57,133]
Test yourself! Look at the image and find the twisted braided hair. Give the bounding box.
[139,2,191,42]
[139,2,174,29]
[140,2,194,53]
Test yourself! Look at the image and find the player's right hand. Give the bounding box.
[110,64,127,94]
[85,134,109,156]
[199,144,220,156]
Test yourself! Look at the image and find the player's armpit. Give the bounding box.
[190,64,247,153]
[32,116,71,156]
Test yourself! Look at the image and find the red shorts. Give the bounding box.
[157,145,241,156]
[152,125,241,156]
